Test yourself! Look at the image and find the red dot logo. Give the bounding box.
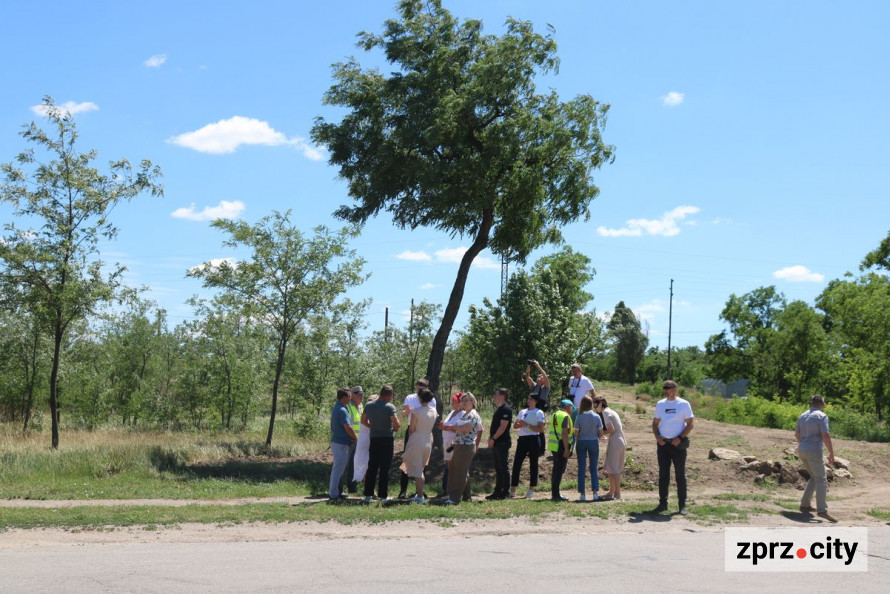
[797,548,807,559]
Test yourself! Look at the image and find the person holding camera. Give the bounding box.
[525,359,551,411]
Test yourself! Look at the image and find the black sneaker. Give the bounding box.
[485,493,504,501]
[397,492,408,500]
[550,495,568,502]
[648,504,668,514]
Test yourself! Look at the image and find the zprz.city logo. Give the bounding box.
[725,527,868,572]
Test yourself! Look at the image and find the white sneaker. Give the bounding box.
[525,489,534,499]
[444,499,457,505]
[579,493,587,502]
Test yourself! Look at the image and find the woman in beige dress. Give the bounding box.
[595,395,626,500]
[399,388,437,503]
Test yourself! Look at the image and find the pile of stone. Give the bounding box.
[707,447,853,485]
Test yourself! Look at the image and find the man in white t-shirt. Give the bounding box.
[568,364,595,418]
[398,378,438,498]
[650,380,694,515]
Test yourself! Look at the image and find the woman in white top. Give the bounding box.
[399,388,438,503]
[509,394,545,499]
[446,392,483,505]
[439,393,463,495]
[595,395,626,500]
[352,393,378,484]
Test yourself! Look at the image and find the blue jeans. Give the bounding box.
[576,439,600,493]
[329,441,351,498]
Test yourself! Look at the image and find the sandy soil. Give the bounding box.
[2,384,887,546]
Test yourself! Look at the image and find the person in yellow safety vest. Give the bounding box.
[343,386,364,494]
[548,399,574,501]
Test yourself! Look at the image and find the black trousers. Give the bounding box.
[491,440,511,496]
[511,435,540,487]
[364,436,394,498]
[657,441,688,507]
[551,441,570,497]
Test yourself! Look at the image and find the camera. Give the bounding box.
[527,359,534,365]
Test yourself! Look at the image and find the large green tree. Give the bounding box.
[188,211,366,447]
[312,0,614,394]
[606,301,648,384]
[0,97,163,448]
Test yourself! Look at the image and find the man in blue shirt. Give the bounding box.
[329,388,357,501]
[795,394,837,522]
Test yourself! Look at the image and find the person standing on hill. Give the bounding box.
[650,380,694,515]
[795,394,837,523]
[486,388,513,500]
[329,388,357,501]
[568,363,595,420]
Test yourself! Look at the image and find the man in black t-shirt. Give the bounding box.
[486,387,513,500]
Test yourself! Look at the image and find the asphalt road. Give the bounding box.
[2,529,888,592]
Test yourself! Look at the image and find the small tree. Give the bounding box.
[188,211,366,447]
[0,97,163,448]
[312,0,614,393]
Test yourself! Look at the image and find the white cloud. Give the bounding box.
[396,250,432,263]
[634,301,665,323]
[662,91,685,107]
[144,54,167,68]
[434,247,467,264]
[188,257,237,274]
[711,217,733,225]
[597,205,700,237]
[419,282,437,290]
[171,200,245,222]
[473,256,500,270]
[30,101,99,117]
[773,265,825,283]
[168,116,324,160]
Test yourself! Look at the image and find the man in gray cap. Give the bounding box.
[342,386,364,494]
[795,395,837,522]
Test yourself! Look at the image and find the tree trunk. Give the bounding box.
[425,207,493,395]
[49,318,63,449]
[265,336,288,448]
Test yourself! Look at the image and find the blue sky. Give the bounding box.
[1,0,888,349]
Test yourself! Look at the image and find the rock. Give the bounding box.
[757,460,775,475]
[709,448,741,460]
[740,461,761,471]
[833,457,851,470]
[834,468,853,479]
[825,467,836,481]
[798,468,810,480]
[777,466,800,484]
[784,447,799,458]
[754,474,768,484]
[740,456,758,463]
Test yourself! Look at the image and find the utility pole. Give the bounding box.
[667,279,674,380]
[500,253,509,299]
[384,307,389,341]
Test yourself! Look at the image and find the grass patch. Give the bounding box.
[0,426,331,500]
[712,493,770,502]
[866,509,890,521]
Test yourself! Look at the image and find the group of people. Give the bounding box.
[328,369,696,512]
[329,369,841,522]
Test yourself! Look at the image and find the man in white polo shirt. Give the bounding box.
[567,363,595,420]
[651,380,694,515]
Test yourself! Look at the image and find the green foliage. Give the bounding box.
[312,0,614,392]
[188,211,366,447]
[0,96,163,448]
[606,301,648,384]
[459,248,604,408]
